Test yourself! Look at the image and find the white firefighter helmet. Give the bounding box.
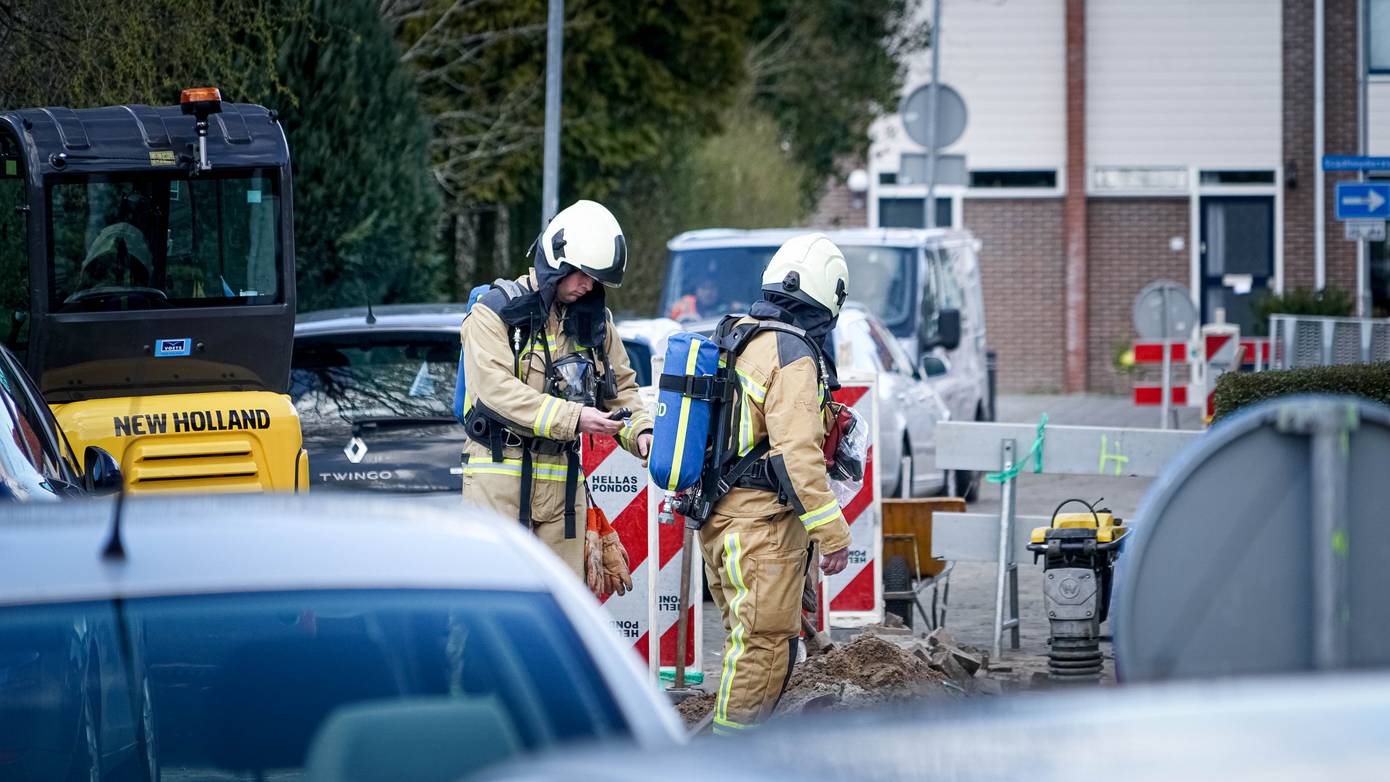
[534,200,627,288]
[761,233,850,316]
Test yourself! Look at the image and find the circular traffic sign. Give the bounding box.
[1133,280,1198,341]
[899,84,967,150]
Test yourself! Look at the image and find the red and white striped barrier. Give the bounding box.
[1240,337,1272,371]
[1130,340,1191,427]
[824,373,883,627]
[584,430,701,683]
[1199,325,1242,420]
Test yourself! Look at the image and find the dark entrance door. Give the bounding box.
[1199,196,1275,334]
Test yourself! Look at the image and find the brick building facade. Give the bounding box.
[832,0,1384,393]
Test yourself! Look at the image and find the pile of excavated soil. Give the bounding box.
[775,635,954,714]
[676,691,717,727]
[676,635,962,728]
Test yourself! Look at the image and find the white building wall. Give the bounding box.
[1087,0,1282,171]
[869,0,1066,181]
[1369,79,1390,157]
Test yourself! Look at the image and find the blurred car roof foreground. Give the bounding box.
[0,494,683,743]
[480,672,1390,782]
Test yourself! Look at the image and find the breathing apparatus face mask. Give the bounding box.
[549,353,599,408]
[825,403,868,506]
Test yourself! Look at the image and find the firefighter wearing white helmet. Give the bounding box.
[699,232,853,735]
[458,200,652,595]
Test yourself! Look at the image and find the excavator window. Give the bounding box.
[47,168,281,312]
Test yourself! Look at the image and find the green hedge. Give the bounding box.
[1212,362,1390,420]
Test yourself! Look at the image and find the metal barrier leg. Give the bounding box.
[1008,560,1020,650]
[992,439,1018,661]
[939,571,951,627]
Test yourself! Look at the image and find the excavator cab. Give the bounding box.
[0,89,308,493]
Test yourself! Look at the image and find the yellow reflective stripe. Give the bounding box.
[712,716,754,734]
[665,338,702,491]
[804,510,844,532]
[800,500,843,530]
[533,397,561,438]
[463,459,577,482]
[461,465,521,477]
[737,396,752,456]
[735,368,766,403]
[716,533,749,726]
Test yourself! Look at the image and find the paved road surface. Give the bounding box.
[699,394,1201,689]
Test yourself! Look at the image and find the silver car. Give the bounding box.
[0,495,682,781]
[833,304,952,498]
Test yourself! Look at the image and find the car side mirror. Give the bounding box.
[937,308,962,352]
[920,355,950,378]
[84,447,123,494]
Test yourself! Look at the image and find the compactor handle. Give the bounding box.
[1049,498,1101,528]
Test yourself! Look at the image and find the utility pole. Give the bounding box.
[924,0,943,229]
[541,0,564,226]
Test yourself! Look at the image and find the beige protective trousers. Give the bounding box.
[461,438,585,578]
[699,507,809,735]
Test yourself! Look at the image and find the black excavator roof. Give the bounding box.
[0,102,289,176]
[0,100,296,401]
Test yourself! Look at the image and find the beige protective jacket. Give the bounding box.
[710,318,852,554]
[459,272,653,457]
[458,272,652,576]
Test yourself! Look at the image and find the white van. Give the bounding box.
[662,228,991,497]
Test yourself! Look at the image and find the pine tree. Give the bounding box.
[265,0,442,311]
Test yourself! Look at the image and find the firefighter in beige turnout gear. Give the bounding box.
[459,200,653,585]
[702,233,853,735]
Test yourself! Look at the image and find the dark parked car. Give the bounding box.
[293,303,656,495]
[293,304,471,494]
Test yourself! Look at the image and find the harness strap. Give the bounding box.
[563,449,579,539]
[519,449,533,528]
[714,441,772,499]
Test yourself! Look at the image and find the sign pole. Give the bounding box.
[541,0,564,225]
[923,0,942,230]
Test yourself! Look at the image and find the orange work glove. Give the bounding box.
[600,529,633,597]
[583,504,632,597]
[584,506,608,597]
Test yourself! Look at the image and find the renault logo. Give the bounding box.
[344,436,369,464]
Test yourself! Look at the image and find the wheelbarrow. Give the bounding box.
[882,497,964,630]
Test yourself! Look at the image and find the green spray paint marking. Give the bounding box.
[1098,435,1130,476]
[1332,530,1349,559]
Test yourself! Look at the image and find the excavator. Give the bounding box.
[0,88,307,493]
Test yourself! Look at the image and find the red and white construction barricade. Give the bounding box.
[1135,325,1271,426]
[1131,340,1190,427]
[823,372,883,627]
[1194,323,1242,421]
[583,425,702,685]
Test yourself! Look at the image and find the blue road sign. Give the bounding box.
[1335,182,1390,220]
[1323,155,1390,171]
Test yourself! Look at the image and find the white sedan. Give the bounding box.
[0,495,682,781]
[833,304,952,498]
